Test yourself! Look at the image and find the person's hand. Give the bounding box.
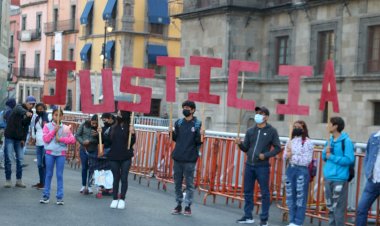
[200,129,205,136]
[20,140,25,147]
[91,130,98,136]
[54,125,60,133]
[83,140,90,146]
[235,138,241,145]
[97,127,102,133]
[26,112,33,117]
[259,154,265,160]
[55,136,60,143]
[285,150,292,159]
[129,126,135,134]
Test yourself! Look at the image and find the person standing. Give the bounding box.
[40,108,76,205]
[104,110,135,209]
[3,96,35,188]
[75,115,99,194]
[0,98,16,169]
[284,120,314,226]
[322,117,354,226]
[170,100,203,216]
[356,130,380,226]
[235,106,281,226]
[31,103,49,189]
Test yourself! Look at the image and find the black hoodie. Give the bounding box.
[4,104,33,141]
[238,123,281,166]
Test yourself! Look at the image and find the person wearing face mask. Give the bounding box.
[75,115,99,194]
[103,110,136,209]
[235,106,281,225]
[169,100,203,216]
[31,103,49,189]
[283,121,314,226]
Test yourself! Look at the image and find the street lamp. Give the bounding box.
[100,21,113,69]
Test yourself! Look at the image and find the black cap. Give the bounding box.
[255,106,270,116]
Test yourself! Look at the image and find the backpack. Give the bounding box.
[342,139,355,182]
[176,118,202,131]
[0,111,6,129]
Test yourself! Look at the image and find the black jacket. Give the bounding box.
[171,117,202,163]
[104,123,136,161]
[238,123,281,166]
[4,104,33,141]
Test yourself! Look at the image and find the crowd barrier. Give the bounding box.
[62,121,379,225]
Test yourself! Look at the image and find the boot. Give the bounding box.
[4,180,12,188]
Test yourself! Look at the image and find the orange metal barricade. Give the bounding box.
[62,121,81,169]
[130,129,157,186]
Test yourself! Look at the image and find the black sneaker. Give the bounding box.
[171,205,182,215]
[39,197,49,204]
[236,216,254,224]
[260,222,268,226]
[183,206,192,216]
[56,200,64,205]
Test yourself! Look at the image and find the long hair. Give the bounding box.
[110,111,132,146]
[291,120,309,141]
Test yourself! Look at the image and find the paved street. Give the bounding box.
[0,152,329,226]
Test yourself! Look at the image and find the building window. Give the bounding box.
[317,30,335,74]
[148,64,165,75]
[19,86,24,103]
[49,88,55,96]
[146,99,161,117]
[275,36,290,73]
[310,22,339,76]
[22,16,27,30]
[36,13,42,32]
[367,25,380,73]
[373,102,380,125]
[149,24,164,35]
[197,0,211,8]
[269,29,292,76]
[51,49,55,60]
[276,99,285,121]
[66,89,73,111]
[69,48,74,61]
[35,53,40,77]
[321,102,329,123]
[86,14,93,35]
[20,54,26,69]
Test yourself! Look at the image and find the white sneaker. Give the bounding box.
[80,186,85,193]
[287,224,300,226]
[117,200,125,209]
[110,200,118,209]
[88,187,93,194]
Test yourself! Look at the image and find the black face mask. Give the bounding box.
[292,128,303,137]
[183,109,191,117]
[36,111,44,116]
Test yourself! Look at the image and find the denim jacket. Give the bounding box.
[364,132,380,180]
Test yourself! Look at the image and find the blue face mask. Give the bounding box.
[254,114,265,124]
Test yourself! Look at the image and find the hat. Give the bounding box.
[26,96,36,104]
[255,106,270,116]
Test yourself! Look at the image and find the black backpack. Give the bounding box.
[341,139,355,182]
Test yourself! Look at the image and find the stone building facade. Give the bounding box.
[176,0,380,142]
[0,0,10,107]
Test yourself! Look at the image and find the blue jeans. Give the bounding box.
[356,179,380,226]
[43,154,65,200]
[285,165,310,225]
[80,148,89,187]
[4,138,24,180]
[36,145,46,184]
[173,160,196,206]
[243,163,270,222]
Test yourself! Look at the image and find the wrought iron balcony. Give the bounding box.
[8,47,15,58]
[17,29,41,42]
[13,67,41,80]
[44,19,78,34]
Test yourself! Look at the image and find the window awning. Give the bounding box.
[80,43,92,62]
[105,40,115,60]
[80,1,94,25]
[103,0,117,20]
[147,44,168,64]
[147,0,170,25]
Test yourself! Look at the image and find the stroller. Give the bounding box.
[89,154,113,198]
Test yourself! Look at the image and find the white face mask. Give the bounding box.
[254,114,265,124]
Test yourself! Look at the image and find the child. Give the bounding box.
[40,108,76,205]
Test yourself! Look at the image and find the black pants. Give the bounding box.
[110,160,131,200]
